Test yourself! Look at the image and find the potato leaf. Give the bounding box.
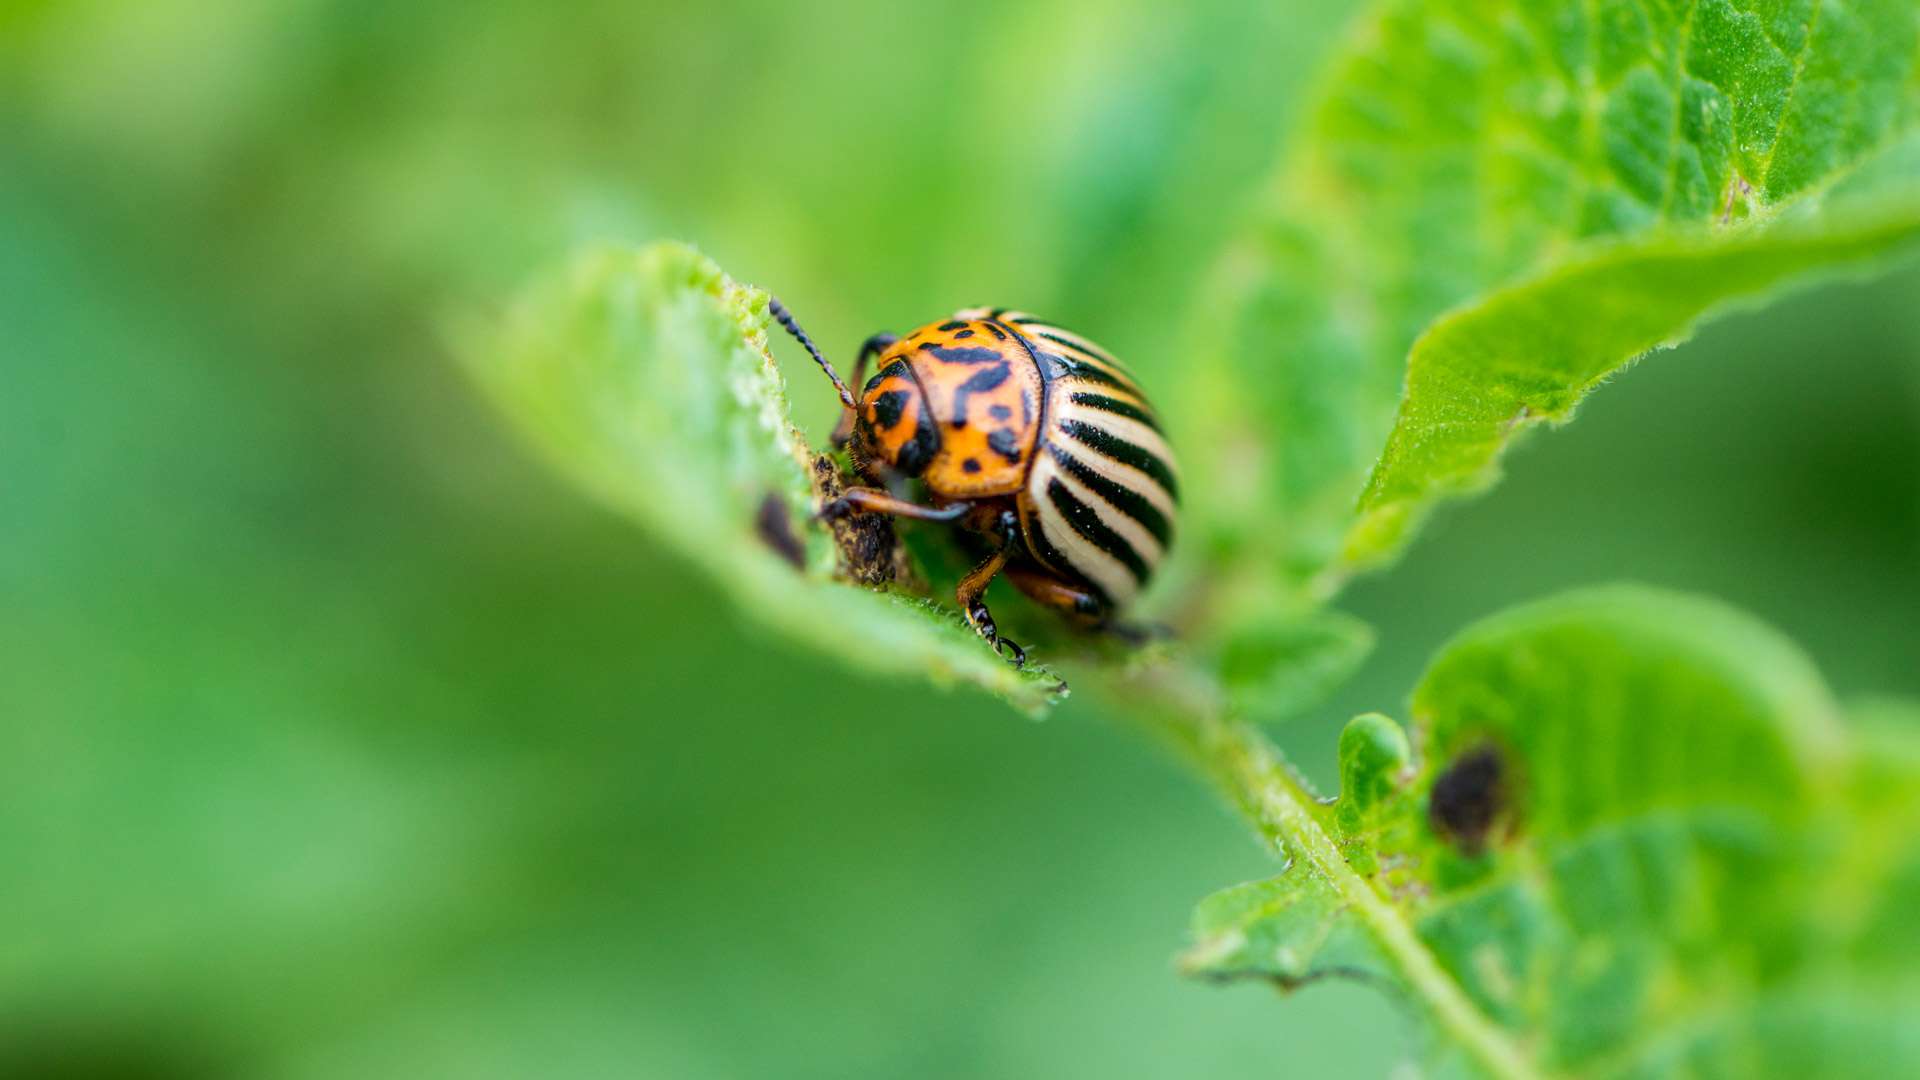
[1184,585,1920,1077]
[1218,609,1376,724]
[460,242,1066,713]
[1348,175,1920,569]
[1187,0,1920,591]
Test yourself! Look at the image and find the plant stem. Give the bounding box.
[1121,669,1539,1080]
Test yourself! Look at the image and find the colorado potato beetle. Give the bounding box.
[770,298,1178,666]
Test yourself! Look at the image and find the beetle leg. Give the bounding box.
[957,544,1024,668]
[818,487,969,523]
[831,332,900,447]
[1005,567,1170,644]
[1004,565,1108,628]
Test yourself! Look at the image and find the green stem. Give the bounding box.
[1122,670,1539,1080]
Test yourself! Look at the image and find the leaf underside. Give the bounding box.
[1186,585,1920,1078]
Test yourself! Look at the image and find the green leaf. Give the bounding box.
[460,241,1066,714]
[1182,870,1387,987]
[1187,0,1920,591]
[1348,182,1920,569]
[1218,609,1376,724]
[1184,585,1920,1077]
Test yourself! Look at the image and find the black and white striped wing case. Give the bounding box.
[972,310,1178,609]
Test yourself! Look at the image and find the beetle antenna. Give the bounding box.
[768,296,856,410]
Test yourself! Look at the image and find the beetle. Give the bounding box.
[769,297,1178,666]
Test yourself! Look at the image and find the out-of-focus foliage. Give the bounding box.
[1187,586,1920,1078]
[1188,0,1920,593]
[1218,609,1377,724]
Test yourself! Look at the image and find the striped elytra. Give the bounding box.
[771,296,1177,666]
[949,308,1178,609]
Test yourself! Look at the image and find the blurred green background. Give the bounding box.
[4,1,1917,1076]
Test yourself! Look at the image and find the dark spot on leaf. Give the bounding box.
[1429,744,1508,855]
[755,493,806,570]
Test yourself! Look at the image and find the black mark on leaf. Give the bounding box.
[1429,744,1509,856]
[755,493,806,570]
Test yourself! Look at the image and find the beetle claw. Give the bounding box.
[992,636,1027,668]
[972,609,1022,668]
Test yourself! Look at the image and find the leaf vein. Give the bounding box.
[1755,0,1828,196]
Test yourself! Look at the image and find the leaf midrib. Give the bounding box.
[1207,711,1545,1080]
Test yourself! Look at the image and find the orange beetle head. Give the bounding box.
[764,299,942,480]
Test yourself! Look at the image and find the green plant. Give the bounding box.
[464,1,1920,1075]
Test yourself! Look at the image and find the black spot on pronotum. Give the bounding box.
[962,458,982,474]
[926,345,1006,366]
[988,404,1012,421]
[949,362,1011,426]
[755,492,806,570]
[871,389,910,429]
[1429,744,1508,855]
[863,359,909,395]
[938,320,968,332]
[893,401,940,476]
[987,427,1022,462]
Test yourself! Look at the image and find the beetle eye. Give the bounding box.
[893,408,938,476]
